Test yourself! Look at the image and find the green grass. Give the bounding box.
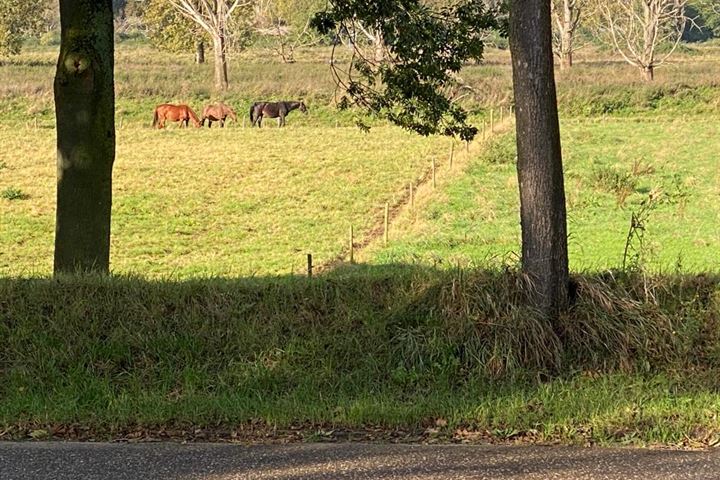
[367,116,720,272]
[1,271,719,445]
[0,124,453,277]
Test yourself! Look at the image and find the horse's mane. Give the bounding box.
[186,106,201,126]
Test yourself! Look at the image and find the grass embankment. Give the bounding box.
[1,271,719,446]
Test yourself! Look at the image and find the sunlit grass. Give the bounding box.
[365,116,720,272]
[0,124,452,277]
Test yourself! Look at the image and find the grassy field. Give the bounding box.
[0,124,455,277]
[2,40,720,445]
[365,117,720,272]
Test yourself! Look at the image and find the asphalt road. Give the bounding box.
[1,442,719,480]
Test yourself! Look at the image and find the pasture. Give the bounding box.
[366,116,720,272]
[1,41,720,276]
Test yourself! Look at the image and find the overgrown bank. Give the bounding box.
[2,269,719,445]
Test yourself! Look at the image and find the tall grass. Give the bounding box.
[1,269,719,444]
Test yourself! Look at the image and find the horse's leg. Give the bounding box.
[220,117,225,128]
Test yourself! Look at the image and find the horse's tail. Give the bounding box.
[152,108,159,128]
[249,104,255,124]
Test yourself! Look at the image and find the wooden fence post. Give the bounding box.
[383,202,389,246]
[307,253,313,277]
[349,225,354,264]
[432,158,436,189]
[449,142,454,169]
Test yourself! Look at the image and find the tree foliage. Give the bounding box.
[312,0,505,141]
[685,0,720,40]
[0,0,48,55]
[143,0,206,53]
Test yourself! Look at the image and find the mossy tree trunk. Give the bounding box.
[509,0,570,319]
[54,0,115,274]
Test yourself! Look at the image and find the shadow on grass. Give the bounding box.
[1,264,719,444]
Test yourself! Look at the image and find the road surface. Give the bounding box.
[1,442,718,479]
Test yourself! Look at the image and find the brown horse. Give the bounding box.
[250,101,307,127]
[152,104,201,128]
[201,102,237,128]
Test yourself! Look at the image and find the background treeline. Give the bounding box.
[2,0,719,58]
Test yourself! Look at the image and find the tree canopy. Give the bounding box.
[312,0,505,141]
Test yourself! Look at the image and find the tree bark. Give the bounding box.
[212,34,229,90]
[559,26,573,69]
[374,30,385,63]
[54,0,115,274]
[560,49,572,70]
[509,0,570,318]
[642,65,654,81]
[195,40,205,64]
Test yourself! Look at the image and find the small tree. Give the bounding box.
[315,0,571,319]
[596,0,688,81]
[168,0,254,90]
[552,0,583,70]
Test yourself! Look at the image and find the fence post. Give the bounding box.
[307,254,313,277]
[383,202,389,246]
[432,158,436,189]
[490,108,495,133]
[349,225,354,264]
[449,142,454,169]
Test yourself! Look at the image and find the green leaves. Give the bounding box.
[314,0,504,140]
[0,0,48,56]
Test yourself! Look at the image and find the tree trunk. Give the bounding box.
[642,65,654,81]
[374,30,385,63]
[213,34,228,90]
[509,0,570,319]
[559,27,573,69]
[195,41,205,64]
[559,49,572,70]
[53,0,115,274]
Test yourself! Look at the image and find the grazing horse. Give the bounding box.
[201,102,237,128]
[152,104,201,129]
[250,101,307,127]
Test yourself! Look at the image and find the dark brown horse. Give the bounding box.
[250,101,307,127]
[201,102,237,128]
[152,104,201,128]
